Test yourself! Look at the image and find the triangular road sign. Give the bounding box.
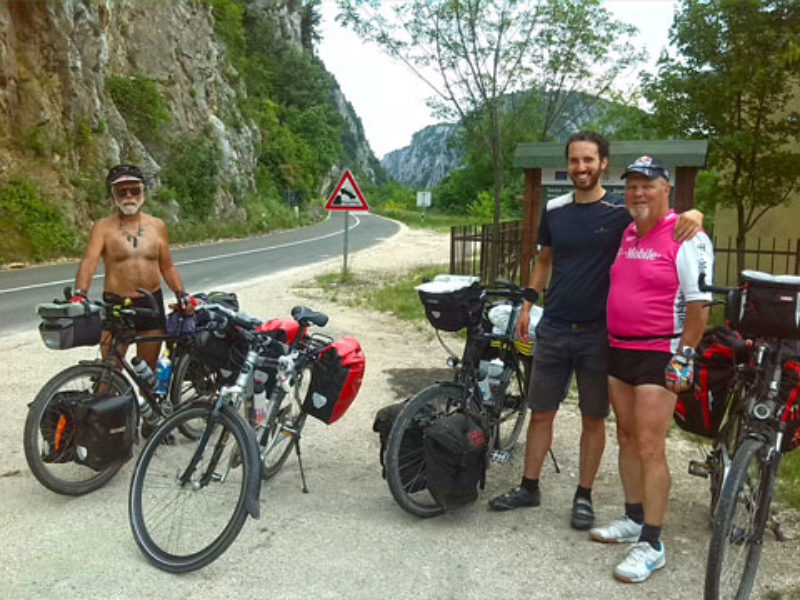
[325,170,369,211]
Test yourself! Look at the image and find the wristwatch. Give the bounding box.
[678,346,699,361]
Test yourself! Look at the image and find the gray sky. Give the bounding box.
[317,0,678,159]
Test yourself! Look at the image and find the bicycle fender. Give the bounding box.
[222,405,262,519]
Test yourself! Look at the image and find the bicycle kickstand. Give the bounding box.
[548,447,561,474]
[294,436,309,494]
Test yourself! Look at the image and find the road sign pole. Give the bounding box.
[342,210,349,276]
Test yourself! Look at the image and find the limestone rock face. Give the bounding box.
[381,123,462,190]
[0,0,377,223]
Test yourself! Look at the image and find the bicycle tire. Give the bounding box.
[169,353,226,440]
[704,437,775,599]
[708,391,747,524]
[492,358,529,452]
[24,363,129,496]
[129,402,254,573]
[258,367,309,480]
[385,383,463,518]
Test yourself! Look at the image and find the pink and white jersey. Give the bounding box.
[607,211,713,353]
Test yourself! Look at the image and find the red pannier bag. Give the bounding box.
[674,327,747,438]
[780,360,800,452]
[303,337,365,424]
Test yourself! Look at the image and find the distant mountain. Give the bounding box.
[380,123,462,190]
[381,91,639,189]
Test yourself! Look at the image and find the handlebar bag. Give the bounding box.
[422,412,486,510]
[780,360,800,452]
[734,271,800,340]
[37,302,102,350]
[674,326,747,438]
[303,337,365,424]
[416,279,484,332]
[72,389,137,472]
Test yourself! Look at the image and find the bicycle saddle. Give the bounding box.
[291,306,329,327]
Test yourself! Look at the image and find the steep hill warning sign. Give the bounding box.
[325,170,369,211]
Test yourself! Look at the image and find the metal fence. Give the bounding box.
[451,220,800,286]
[712,236,800,286]
[450,221,523,283]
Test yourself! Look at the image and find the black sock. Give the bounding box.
[521,477,539,494]
[625,502,644,525]
[638,523,662,551]
[575,485,592,503]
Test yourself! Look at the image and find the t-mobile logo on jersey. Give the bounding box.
[623,247,662,261]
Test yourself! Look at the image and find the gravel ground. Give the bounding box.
[1,221,798,600]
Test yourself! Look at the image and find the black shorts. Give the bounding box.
[528,317,610,419]
[102,289,166,332]
[608,347,672,387]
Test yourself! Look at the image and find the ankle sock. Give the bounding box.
[639,523,662,551]
[625,502,644,525]
[521,477,539,494]
[575,485,592,503]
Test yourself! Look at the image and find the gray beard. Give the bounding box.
[117,204,140,216]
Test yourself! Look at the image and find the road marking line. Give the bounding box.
[0,215,362,295]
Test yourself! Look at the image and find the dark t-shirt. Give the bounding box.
[537,191,631,323]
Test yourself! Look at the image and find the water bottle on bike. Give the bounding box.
[132,357,158,425]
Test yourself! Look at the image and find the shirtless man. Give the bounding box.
[72,164,189,369]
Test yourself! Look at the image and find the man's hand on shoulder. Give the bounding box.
[673,209,703,242]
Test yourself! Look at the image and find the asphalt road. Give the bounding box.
[0,212,398,336]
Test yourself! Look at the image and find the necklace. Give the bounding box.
[119,214,144,247]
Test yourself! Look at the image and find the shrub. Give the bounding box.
[159,136,222,219]
[107,75,171,145]
[0,178,77,262]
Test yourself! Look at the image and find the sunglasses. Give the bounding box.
[113,186,143,199]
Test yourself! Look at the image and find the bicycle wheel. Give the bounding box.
[258,367,309,480]
[708,392,747,524]
[129,403,254,573]
[385,383,463,518]
[170,353,226,440]
[704,437,776,599]
[24,363,129,496]
[492,358,529,453]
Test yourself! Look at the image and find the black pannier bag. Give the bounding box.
[732,270,800,340]
[193,304,247,370]
[73,389,137,471]
[39,391,84,463]
[780,360,800,452]
[40,389,137,471]
[372,400,426,492]
[674,326,748,438]
[416,277,484,332]
[423,412,486,510]
[37,302,102,350]
[303,337,365,424]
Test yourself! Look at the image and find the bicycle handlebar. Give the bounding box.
[698,273,737,296]
[63,286,162,319]
[484,279,539,304]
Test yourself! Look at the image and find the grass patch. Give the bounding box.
[777,451,800,511]
[373,208,483,233]
[310,263,448,323]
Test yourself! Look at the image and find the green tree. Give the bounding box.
[338,0,641,232]
[643,0,800,273]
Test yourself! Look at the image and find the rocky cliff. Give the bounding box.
[0,0,380,236]
[380,122,462,190]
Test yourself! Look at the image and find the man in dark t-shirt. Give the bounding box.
[488,131,703,532]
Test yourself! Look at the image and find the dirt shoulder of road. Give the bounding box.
[1,220,799,600]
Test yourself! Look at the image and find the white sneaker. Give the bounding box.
[589,516,642,543]
[613,541,666,583]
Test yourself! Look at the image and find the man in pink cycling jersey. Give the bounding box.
[589,156,713,583]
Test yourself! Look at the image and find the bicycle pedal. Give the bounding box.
[688,460,710,478]
[490,450,511,464]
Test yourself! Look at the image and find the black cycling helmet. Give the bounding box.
[106,164,146,194]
